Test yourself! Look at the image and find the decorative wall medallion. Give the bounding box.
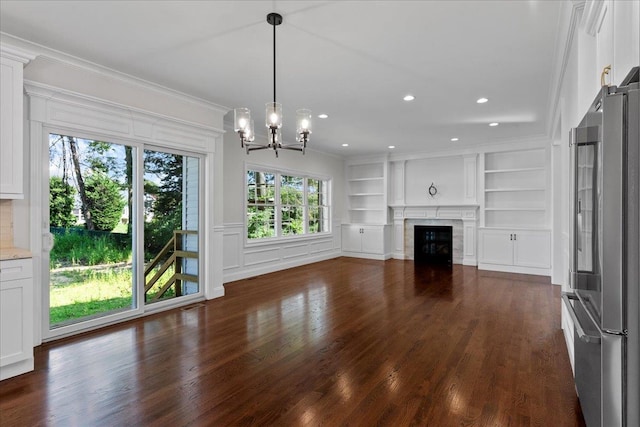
[428,183,437,197]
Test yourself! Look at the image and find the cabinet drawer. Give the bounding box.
[0,258,33,282]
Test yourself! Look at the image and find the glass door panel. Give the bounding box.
[48,134,137,327]
[577,143,596,272]
[143,150,200,304]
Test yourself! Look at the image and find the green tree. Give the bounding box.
[49,177,77,227]
[84,173,125,231]
[247,207,275,238]
[280,176,303,235]
[143,151,183,257]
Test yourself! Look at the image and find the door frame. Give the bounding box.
[25,82,222,343]
[42,126,145,340]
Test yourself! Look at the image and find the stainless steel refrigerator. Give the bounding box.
[563,66,639,427]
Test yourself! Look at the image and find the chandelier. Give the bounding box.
[234,12,312,157]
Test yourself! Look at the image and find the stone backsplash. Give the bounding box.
[0,200,13,248]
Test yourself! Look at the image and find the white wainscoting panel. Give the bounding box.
[222,220,342,283]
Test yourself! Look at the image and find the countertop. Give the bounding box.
[0,247,33,261]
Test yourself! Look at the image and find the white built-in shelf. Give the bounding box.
[484,167,545,174]
[346,160,387,224]
[483,149,548,228]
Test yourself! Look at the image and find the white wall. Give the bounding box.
[404,156,465,205]
[221,118,345,283]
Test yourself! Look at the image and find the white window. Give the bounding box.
[246,168,330,240]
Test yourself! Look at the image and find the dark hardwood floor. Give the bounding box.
[0,258,585,426]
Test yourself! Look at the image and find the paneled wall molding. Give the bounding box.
[222,220,343,283]
[391,205,478,265]
[389,160,406,206]
[463,153,478,204]
[208,226,225,300]
[24,82,223,153]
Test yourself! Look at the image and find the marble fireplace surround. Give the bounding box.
[391,205,479,265]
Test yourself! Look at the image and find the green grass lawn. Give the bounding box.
[50,268,133,325]
[112,222,128,234]
[50,265,177,325]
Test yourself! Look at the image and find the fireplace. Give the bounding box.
[414,225,452,266]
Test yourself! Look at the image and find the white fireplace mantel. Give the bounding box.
[390,204,479,265]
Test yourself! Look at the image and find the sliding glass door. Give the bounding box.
[47,135,202,334]
[48,134,137,327]
[143,149,199,305]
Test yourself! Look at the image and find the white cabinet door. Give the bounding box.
[513,230,551,268]
[361,226,384,254]
[342,225,363,253]
[0,258,34,380]
[0,56,24,198]
[478,229,513,265]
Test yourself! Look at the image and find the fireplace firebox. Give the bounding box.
[414,225,453,266]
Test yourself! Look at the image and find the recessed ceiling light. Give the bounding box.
[388,145,395,149]
[341,143,349,147]
[477,97,489,104]
[450,137,459,142]
[318,113,328,119]
[489,122,499,127]
[403,95,415,101]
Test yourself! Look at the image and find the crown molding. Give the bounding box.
[24,80,225,136]
[0,32,229,116]
[545,1,585,138]
[582,0,607,36]
[387,135,549,162]
[0,43,37,64]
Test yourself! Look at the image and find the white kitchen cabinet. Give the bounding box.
[0,55,25,198]
[342,225,389,259]
[0,257,34,380]
[478,228,551,275]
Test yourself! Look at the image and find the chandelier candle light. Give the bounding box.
[234,12,312,157]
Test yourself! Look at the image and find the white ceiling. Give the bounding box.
[0,1,565,157]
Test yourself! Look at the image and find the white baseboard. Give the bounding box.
[206,286,225,300]
[341,251,391,261]
[0,358,34,381]
[478,262,551,277]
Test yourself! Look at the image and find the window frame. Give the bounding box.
[244,163,331,244]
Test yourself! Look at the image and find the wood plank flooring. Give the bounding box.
[0,258,585,426]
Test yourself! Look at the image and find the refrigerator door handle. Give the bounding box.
[562,293,601,344]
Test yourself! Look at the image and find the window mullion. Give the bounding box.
[303,178,308,234]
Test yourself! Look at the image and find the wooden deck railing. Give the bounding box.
[144,230,198,302]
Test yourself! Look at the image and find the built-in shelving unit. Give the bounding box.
[343,158,390,259]
[346,161,387,224]
[483,149,548,228]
